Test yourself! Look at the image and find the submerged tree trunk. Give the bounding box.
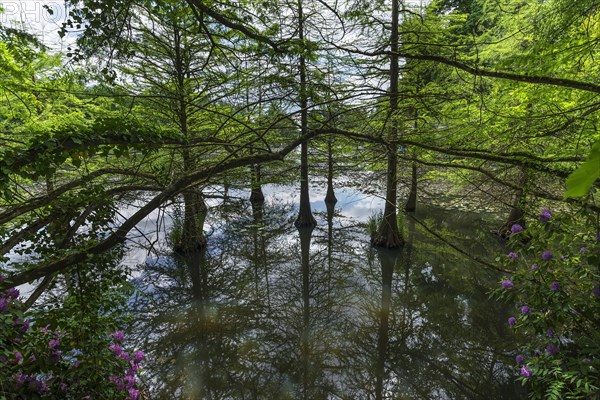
[294,0,317,229]
[373,145,404,248]
[325,138,337,204]
[179,187,207,252]
[372,0,403,248]
[296,142,317,228]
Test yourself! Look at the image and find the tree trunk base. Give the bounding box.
[325,193,337,204]
[250,187,265,204]
[497,206,525,238]
[371,233,404,249]
[294,214,317,228]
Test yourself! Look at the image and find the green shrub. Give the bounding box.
[492,207,600,399]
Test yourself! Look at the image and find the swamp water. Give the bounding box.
[124,185,524,399]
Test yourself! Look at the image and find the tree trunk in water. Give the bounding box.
[296,141,317,228]
[179,188,207,252]
[499,168,527,237]
[372,0,403,248]
[405,159,417,212]
[250,163,265,204]
[325,138,337,204]
[372,145,404,248]
[375,249,396,400]
[294,0,316,229]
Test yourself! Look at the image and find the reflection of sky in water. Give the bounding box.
[123,183,522,400]
[121,183,386,266]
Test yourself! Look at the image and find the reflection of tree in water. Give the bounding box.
[340,215,523,399]
[129,198,523,399]
[129,200,293,399]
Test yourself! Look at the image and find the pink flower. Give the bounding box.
[133,351,144,363]
[109,344,124,356]
[111,331,125,343]
[128,388,140,400]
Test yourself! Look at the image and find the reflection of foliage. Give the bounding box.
[494,207,600,399]
[130,198,522,398]
[340,213,520,399]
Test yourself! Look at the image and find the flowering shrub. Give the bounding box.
[493,208,600,399]
[0,275,144,399]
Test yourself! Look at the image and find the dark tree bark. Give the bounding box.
[294,0,317,229]
[405,113,418,212]
[325,138,337,204]
[499,168,528,237]
[179,187,208,252]
[405,159,418,212]
[372,0,403,248]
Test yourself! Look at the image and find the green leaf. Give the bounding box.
[565,140,600,198]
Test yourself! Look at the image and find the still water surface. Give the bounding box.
[125,185,523,399]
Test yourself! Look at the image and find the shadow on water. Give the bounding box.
[128,194,525,399]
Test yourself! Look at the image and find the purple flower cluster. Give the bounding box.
[539,209,552,222]
[510,224,523,234]
[0,283,19,313]
[12,372,48,395]
[542,250,553,261]
[501,279,514,289]
[520,365,532,378]
[1,279,145,399]
[108,331,143,400]
[508,252,519,260]
[550,282,561,292]
[40,327,64,365]
[546,344,560,356]
[508,316,517,327]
